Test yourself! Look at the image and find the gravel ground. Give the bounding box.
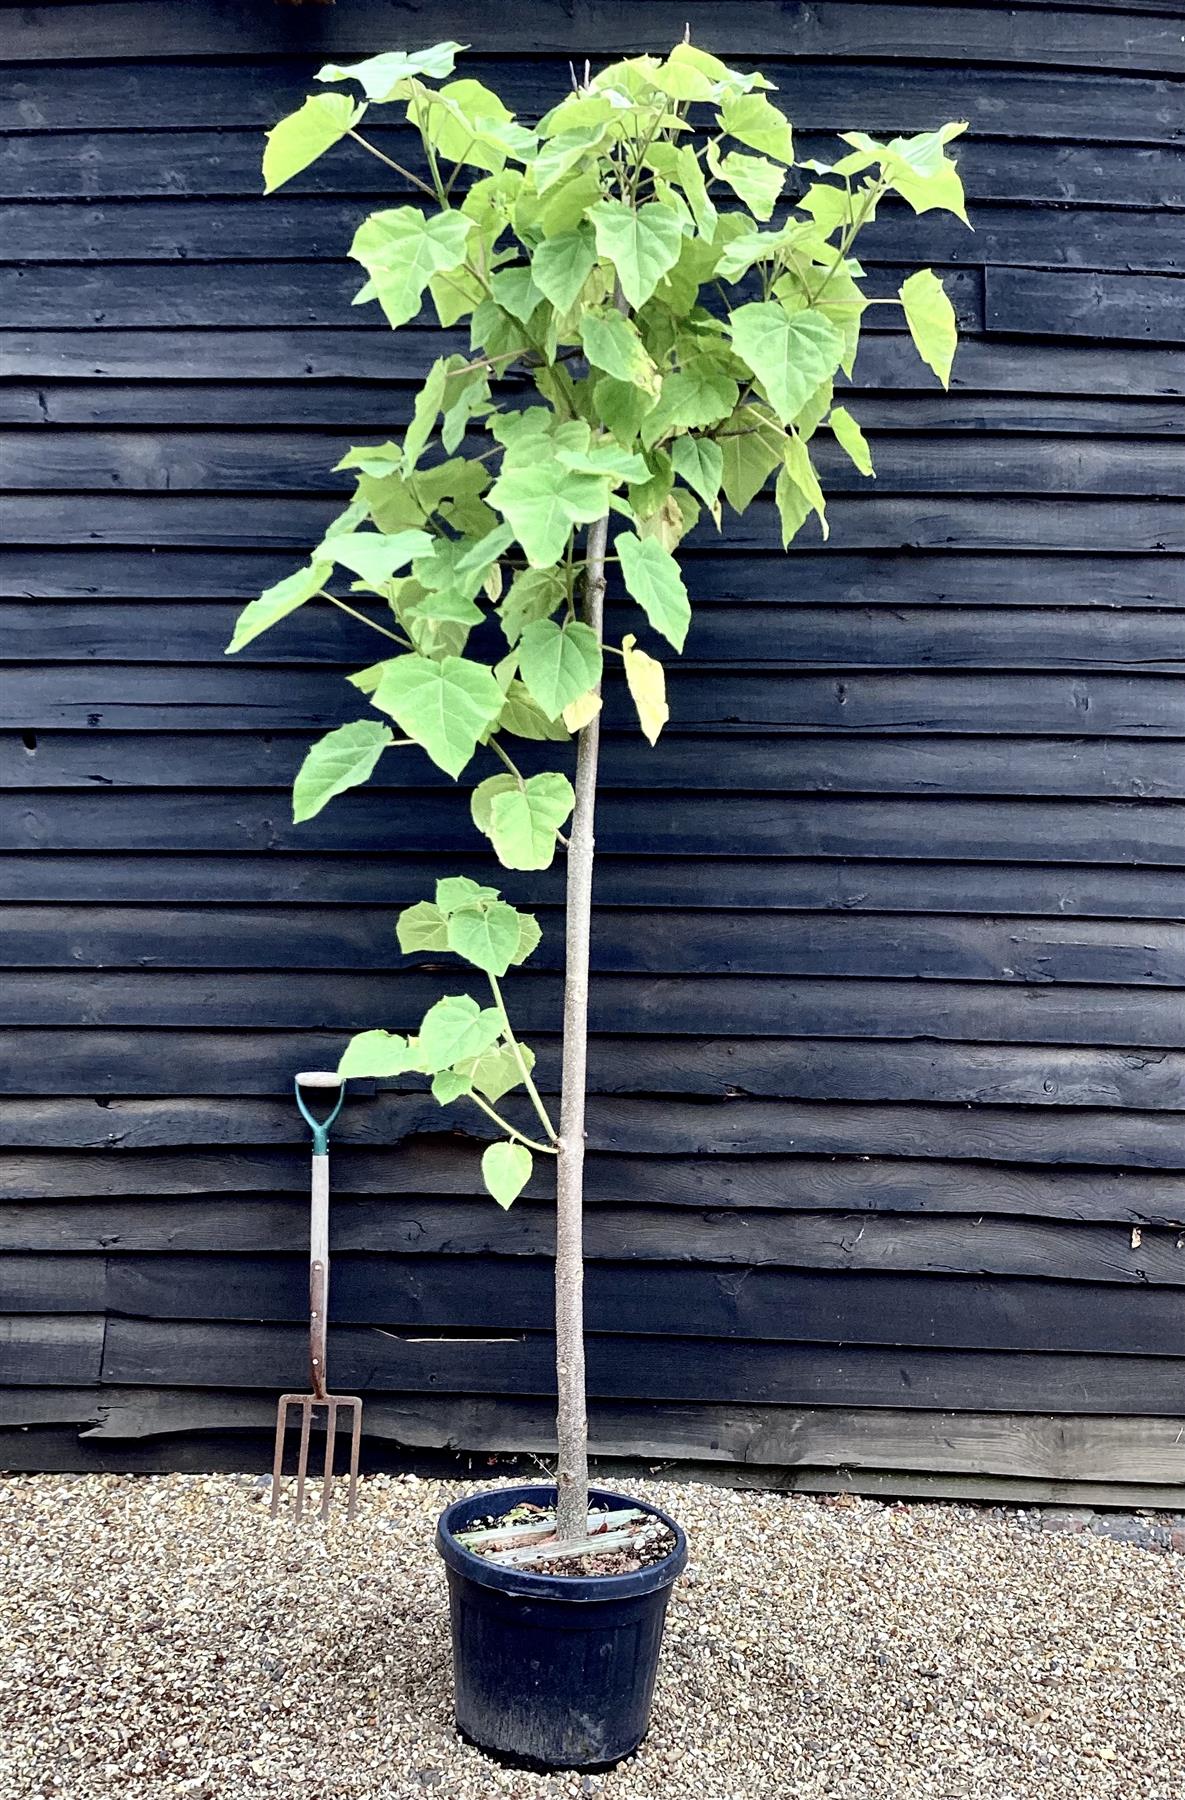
[2,1472,1183,1800]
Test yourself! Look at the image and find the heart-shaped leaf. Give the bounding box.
[482,1140,533,1209]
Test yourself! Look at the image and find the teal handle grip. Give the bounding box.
[295,1073,344,1155]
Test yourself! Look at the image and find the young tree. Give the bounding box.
[230,42,965,1544]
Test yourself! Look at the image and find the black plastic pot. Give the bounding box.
[435,1483,687,1770]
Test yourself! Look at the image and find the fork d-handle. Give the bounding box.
[295,1072,344,1402]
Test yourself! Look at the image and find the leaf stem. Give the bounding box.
[489,736,527,786]
[411,91,448,205]
[488,972,559,1140]
[346,130,438,200]
[317,590,412,648]
[467,1090,557,1155]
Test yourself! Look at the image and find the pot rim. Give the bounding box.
[434,1482,688,1604]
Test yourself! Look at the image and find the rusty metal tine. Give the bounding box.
[294,1398,312,1521]
[320,1397,337,1522]
[346,1399,362,1522]
[270,1397,289,1517]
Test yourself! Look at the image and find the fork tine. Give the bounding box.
[294,1399,312,1521]
[320,1397,337,1522]
[346,1399,362,1523]
[270,1397,289,1518]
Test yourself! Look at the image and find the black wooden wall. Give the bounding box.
[3,0,1185,1499]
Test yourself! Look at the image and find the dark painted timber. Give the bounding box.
[4,0,1185,1491]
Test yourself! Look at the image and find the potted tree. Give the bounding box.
[229,39,965,1769]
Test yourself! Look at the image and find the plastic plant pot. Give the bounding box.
[435,1483,687,1770]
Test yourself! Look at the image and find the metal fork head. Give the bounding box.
[270,1392,363,1523]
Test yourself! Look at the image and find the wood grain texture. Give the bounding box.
[8,3,1185,74]
[96,1319,1185,1414]
[8,728,1185,800]
[7,1388,1177,1486]
[5,1,1185,1483]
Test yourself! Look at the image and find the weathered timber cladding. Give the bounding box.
[2,0,1184,1490]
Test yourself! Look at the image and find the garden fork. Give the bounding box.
[270,1071,362,1522]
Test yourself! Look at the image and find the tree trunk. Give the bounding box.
[553,512,609,1544]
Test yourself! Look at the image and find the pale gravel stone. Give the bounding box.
[1,1473,1183,1800]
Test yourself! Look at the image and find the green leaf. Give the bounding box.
[431,1068,472,1104]
[417,995,504,1072]
[497,678,571,742]
[531,226,598,313]
[499,567,566,648]
[651,42,766,103]
[346,659,392,696]
[594,376,658,446]
[401,356,451,473]
[718,412,782,513]
[396,899,451,954]
[589,200,684,311]
[622,632,668,745]
[446,899,524,976]
[328,528,433,587]
[472,771,575,870]
[317,42,466,101]
[489,263,543,324]
[349,206,471,329]
[335,441,403,477]
[715,221,806,283]
[493,779,576,870]
[706,144,784,221]
[673,145,717,239]
[533,124,610,194]
[487,457,609,568]
[579,308,660,396]
[372,653,505,778]
[436,876,500,915]
[899,268,957,389]
[510,911,542,965]
[263,93,362,193]
[441,361,493,454]
[838,123,969,224]
[518,619,602,719]
[482,1140,532,1209]
[337,1029,422,1079]
[774,463,811,548]
[555,435,649,482]
[226,560,330,653]
[670,435,723,511]
[719,93,794,165]
[782,434,828,539]
[795,377,834,443]
[640,361,739,448]
[728,303,845,428]
[292,720,393,822]
[615,531,691,652]
[464,1041,535,1104]
[417,78,536,175]
[829,405,874,477]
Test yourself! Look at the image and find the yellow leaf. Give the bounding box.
[562,690,602,731]
[622,633,668,745]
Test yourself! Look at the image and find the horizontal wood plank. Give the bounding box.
[6,58,1182,147]
[6,1150,1181,1223]
[7,1252,1185,1344]
[97,1318,1185,1413]
[8,3,1185,74]
[8,728,1185,800]
[0,1029,1179,1110]
[9,434,1185,503]
[0,904,1180,988]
